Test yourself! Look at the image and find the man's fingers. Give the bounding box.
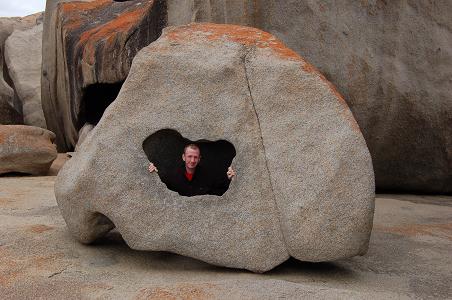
[227,166,236,180]
[148,163,158,173]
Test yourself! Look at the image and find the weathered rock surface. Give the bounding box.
[74,123,94,152]
[166,1,452,193]
[0,125,57,175]
[41,0,167,152]
[0,13,43,114]
[56,24,374,272]
[0,97,23,125]
[5,24,46,128]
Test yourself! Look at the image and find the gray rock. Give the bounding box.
[55,24,374,272]
[166,1,452,193]
[74,123,94,152]
[5,24,46,128]
[0,125,57,175]
[0,13,43,114]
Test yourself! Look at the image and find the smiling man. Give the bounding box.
[148,143,235,196]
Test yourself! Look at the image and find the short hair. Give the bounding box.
[183,143,200,155]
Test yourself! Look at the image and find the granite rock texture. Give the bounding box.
[5,24,46,128]
[0,125,57,175]
[166,1,452,193]
[56,24,375,272]
[41,0,167,152]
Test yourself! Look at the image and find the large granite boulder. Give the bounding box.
[56,24,375,272]
[41,0,167,152]
[0,125,57,175]
[166,1,452,193]
[5,24,46,128]
[0,13,43,114]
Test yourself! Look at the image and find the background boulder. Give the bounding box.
[0,13,43,116]
[166,1,452,193]
[0,125,57,175]
[41,0,167,152]
[56,24,374,272]
[5,24,46,128]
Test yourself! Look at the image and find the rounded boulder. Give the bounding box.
[55,24,375,272]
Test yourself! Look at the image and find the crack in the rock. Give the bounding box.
[48,265,71,278]
[241,47,290,255]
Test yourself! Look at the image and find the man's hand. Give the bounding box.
[148,162,158,173]
[227,166,236,180]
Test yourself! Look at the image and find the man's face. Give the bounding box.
[182,147,200,172]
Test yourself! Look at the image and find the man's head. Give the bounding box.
[182,144,201,173]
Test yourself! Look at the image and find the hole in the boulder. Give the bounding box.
[78,81,124,129]
[143,129,236,197]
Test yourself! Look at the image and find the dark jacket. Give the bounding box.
[166,165,230,197]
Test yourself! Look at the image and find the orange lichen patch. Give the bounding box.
[0,198,10,206]
[0,270,22,287]
[0,132,5,144]
[0,247,21,287]
[27,224,54,234]
[135,283,216,300]
[167,23,301,61]
[376,223,452,241]
[79,3,151,64]
[60,0,153,65]
[32,253,65,268]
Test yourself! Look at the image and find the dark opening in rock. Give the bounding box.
[78,81,124,129]
[143,129,236,197]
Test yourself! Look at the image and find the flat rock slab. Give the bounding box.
[1,176,451,298]
[56,24,374,272]
[0,125,57,175]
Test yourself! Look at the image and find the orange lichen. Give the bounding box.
[135,283,216,300]
[27,224,54,234]
[167,23,301,61]
[79,4,150,44]
[376,223,452,241]
[60,0,153,65]
[166,23,360,132]
[79,4,151,64]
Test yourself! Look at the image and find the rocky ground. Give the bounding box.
[0,156,451,299]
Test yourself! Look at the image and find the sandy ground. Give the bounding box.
[0,157,451,299]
